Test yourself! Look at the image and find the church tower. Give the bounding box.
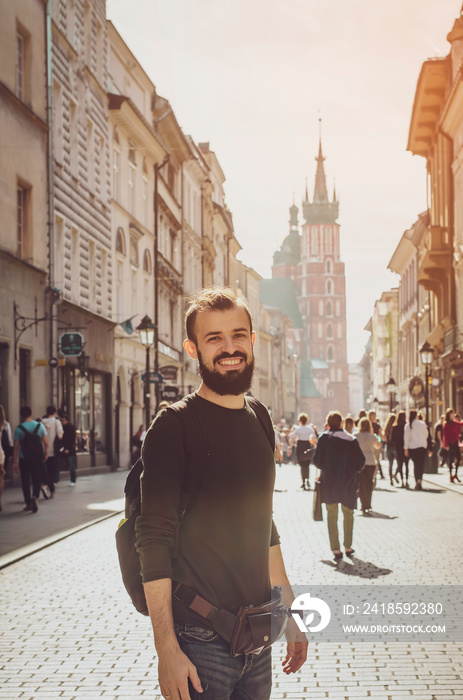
[299,131,349,418]
[268,126,350,426]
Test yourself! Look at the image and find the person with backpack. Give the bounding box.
[13,406,48,513]
[135,287,307,700]
[42,406,64,498]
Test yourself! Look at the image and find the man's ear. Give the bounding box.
[184,338,198,360]
[251,331,256,348]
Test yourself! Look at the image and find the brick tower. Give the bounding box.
[269,130,350,427]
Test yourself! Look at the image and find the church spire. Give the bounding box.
[313,119,328,203]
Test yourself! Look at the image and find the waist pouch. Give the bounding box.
[173,582,289,656]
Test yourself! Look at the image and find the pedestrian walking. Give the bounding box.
[135,287,307,700]
[368,410,384,478]
[289,413,317,490]
[0,405,13,511]
[41,406,63,499]
[313,411,365,560]
[355,417,381,514]
[60,415,77,486]
[344,416,354,434]
[13,406,48,513]
[404,409,429,490]
[383,413,397,485]
[442,408,463,482]
[435,414,447,469]
[355,409,366,427]
[391,411,409,488]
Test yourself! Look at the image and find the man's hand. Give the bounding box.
[282,640,308,674]
[158,645,203,700]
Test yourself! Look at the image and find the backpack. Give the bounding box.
[1,427,13,459]
[115,394,275,616]
[18,423,44,463]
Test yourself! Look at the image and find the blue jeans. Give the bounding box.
[175,624,272,700]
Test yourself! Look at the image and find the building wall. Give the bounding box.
[0,0,50,433]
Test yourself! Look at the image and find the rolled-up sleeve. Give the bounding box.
[135,409,185,583]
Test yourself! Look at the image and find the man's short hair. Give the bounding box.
[20,406,32,419]
[185,287,252,345]
[326,411,343,430]
[46,405,56,416]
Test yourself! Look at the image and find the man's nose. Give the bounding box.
[221,335,239,353]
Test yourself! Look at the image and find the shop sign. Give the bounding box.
[409,376,424,400]
[60,332,84,357]
[141,371,164,384]
[161,385,179,402]
[160,365,178,381]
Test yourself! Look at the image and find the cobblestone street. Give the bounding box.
[1,464,462,699]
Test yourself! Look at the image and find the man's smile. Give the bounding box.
[217,358,244,367]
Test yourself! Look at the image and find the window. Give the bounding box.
[326,259,332,274]
[17,185,27,258]
[87,120,95,193]
[88,240,96,306]
[312,227,319,255]
[53,82,63,163]
[170,230,176,266]
[69,99,78,179]
[327,345,334,362]
[117,261,123,317]
[337,323,342,339]
[71,228,80,301]
[143,249,152,274]
[326,323,333,339]
[319,300,324,316]
[16,30,25,101]
[128,163,136,216]
[326,300,333,317]
[116,227,126,255]
[326,279,333,295]
[143,175,149,226]
[336,300,341,317]
[129,237,138,267]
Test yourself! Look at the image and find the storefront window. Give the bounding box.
[75,374,90,452]
[93,374,106,453]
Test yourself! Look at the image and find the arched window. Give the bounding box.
[143,249,152,274]
[326,300,333,317]
[116,227,125,255]
[326,279,333,295]
[130,236,139,267]
[326,259,332,274]
[319,300,324,316]
[326,323,333,339]
[327,345,334,362]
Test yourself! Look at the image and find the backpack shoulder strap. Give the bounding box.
[33,423,41,435]
[167,395,210,519]
[18,425,26,435]
[246,396,275,452]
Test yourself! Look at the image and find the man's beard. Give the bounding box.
[197,349,254,396]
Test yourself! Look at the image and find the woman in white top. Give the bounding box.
[289,413,317,490]
[404,409,429,490]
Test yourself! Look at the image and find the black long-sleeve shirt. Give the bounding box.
[135,393,279,625]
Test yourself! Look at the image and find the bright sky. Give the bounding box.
[106,0,462,363]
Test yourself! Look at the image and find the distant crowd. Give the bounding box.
[0,405,77,514]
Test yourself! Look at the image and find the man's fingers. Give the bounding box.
[188,663,203,693]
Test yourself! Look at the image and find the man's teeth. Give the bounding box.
[219,359,242,365]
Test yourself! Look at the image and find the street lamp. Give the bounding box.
[419,341,433,427]
[386,377,397,412]
[137,315,155,429]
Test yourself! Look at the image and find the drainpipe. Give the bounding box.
[46,0,57,406]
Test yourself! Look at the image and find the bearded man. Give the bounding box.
[135,287,307,700]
